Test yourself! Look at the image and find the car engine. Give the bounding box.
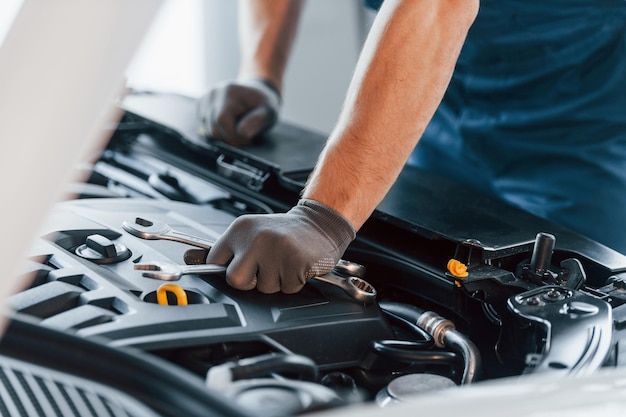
[4,92,626,417]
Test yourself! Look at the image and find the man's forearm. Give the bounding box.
[237,0,305,92]
[303,0,479,230]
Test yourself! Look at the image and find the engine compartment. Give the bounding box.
[6,92,626,416]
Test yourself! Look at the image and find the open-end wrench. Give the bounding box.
[185,249,376,302]
[122,217,215,249]
[185,249,366,277]
[312,271,377,304]
[184,248,376,302]
[124,217,377,303]
[136,260,375,302]
[134,261,226,281]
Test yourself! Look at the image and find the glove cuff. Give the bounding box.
[250,77,281,99]
[240,77,282,107]
[295,199,356,251]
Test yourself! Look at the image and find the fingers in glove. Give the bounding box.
[256,260,305,294]
[280,276,306,294]
[255,268,281,294]
[205,238,256,291]
[210,105,239,144]
[236,106,277,142]
[204,237,233,267]
[184,248,209,265]
[224,254,259,291]
[199,81,279,146]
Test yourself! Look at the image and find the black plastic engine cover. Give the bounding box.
[10,198,393,370]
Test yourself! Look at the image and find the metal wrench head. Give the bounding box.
[334,259,367,278]
[340,276,377,303]
[312,272,377,304]
[346,276,377,300]
[134,261,182,281]
[122,217,172,239]
[134,261,226,281]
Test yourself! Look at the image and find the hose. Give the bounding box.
[207,353,318,391]
[443,329,481,384]
[371,340,458,365]
[381,309,434,349]
[379,301,482,384]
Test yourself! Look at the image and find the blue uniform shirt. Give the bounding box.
[367,0,626,253]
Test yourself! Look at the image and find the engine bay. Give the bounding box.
[5,92,626,417]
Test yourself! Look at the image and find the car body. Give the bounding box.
[2,3,626,416]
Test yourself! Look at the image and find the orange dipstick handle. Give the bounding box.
[156,283,188,306]
[447,259,469,278]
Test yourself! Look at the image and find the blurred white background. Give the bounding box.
[0,0,22,43]
[1,0,369,134]
[0,0,370,300]
[0,0,163,310]
[125,0,369,134]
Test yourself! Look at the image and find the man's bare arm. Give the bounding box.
[205,0,479,293]
[303,0,479,229]
[237,0,305,92]
[197,0,304,145]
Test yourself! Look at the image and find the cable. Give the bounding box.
[371,340,458,365]
[380,301,482,384]
[380,309,433,348]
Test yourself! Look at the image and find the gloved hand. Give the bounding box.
[197,78,281,147]
[206,199,356,294]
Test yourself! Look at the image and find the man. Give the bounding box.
[197,0,626,294]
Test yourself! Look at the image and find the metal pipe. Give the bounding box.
[443,329,481,384]
[379,301,482,384]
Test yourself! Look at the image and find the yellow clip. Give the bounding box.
[447,259,469,278]
[156,283,188,306]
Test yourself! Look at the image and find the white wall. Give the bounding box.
[0,0,23,45]
[125,0,366,135]
[280,0,364,134]
[0,0,163,321]
[125,0,209,96]
[2,0,368,134]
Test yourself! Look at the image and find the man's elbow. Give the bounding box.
[396,0,479,32]
[457,0,480,26]
[439,0,480,29]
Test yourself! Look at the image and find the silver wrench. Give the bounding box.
[313,271,377,304]
[124,217,377,302]
[184,248,376,302]
[135,260,376,302]
[134,261,226,281]
[122,217,215,249]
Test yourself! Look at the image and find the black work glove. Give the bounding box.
[197,78,281,147]
[206,199,356,294]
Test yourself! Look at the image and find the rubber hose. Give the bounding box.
[371,340,458,365]
[381,309,433,348]
[444,329,481,384]
[379,301,481,384]
[229,353,318,382]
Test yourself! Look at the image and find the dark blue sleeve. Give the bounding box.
[363,0,384,11]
